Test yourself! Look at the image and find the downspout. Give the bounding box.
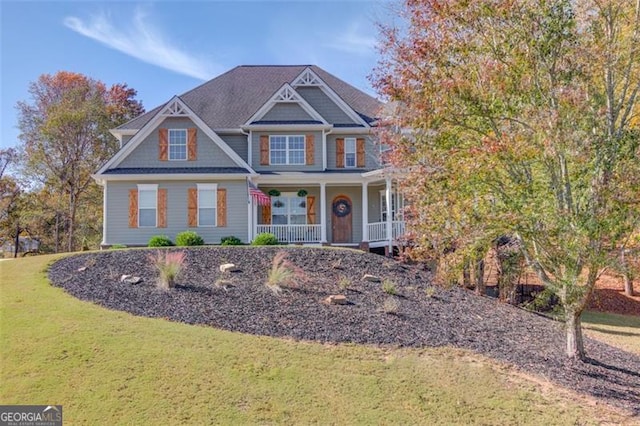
[323,128,333,171]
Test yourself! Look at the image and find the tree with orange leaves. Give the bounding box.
[373,0,640,360]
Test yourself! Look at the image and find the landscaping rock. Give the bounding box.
[121,275,142,285]
[219,263,239,273]
[324,295,348,305]
[362,274,381,282]
[77,266,87,272]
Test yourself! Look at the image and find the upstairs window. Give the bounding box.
[169,129,187,160]
[345,138,357,168]
[270,135,305,165]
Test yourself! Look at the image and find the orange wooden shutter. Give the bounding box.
[188,188,198,227]
[305,134,314,165]
[187,128,197,161]
[336,138,345,168]
[217,188,227,227]
[260,135,269,165]
[128,189,138,228]
[157,188,167,228]
[356,138,365,168]
[261,204,272,224]
[306,196,316,224]
[159,128,168,161]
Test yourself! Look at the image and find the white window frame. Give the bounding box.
[269,135,306,165]
[380,190,404,222]
[168,129,187,161]
[197,183,217,227]
[271,192,307,225]
[138,184,158,228]
[345,137,357,168]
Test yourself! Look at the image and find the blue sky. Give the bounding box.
[1,0,393,150]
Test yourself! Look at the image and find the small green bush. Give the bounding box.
[176,231,205,246]
[251,233,279,246]
[221,236,243,246]
[148,235,174,247]
[382,279,397,295]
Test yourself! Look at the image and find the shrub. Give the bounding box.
[251,232,279,246]
[221,236,243,246]
[266,251,306,294]
[109,244,127,249]
[382,297,399,314]
[176,231,204,246]
[148,250,187,290]
[148,235,174,247]
[425,286,436,298]
[382,279,397,295]
[338,277,351,291]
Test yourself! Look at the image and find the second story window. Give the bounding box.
[169,129,187,160]
[345,138,357,168]
[270,135,305,165]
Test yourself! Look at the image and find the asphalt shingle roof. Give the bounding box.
[118,65,382,131]
[103,167,249,175]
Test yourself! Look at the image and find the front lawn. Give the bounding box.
[0,255,629,424]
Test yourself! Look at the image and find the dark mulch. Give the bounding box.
[48,246,640,414]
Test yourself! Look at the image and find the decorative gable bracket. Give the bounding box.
[292,69,322,86]
[244,83,327,126]
[161,99,190,116]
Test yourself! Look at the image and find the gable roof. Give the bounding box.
[118,65,382,131]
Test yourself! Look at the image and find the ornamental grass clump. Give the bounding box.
[266,251,306,295]
[148,250,187,290]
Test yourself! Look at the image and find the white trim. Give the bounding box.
[168,128,188,161]
[137,184,158,228]
[254,173,368,185]
[93,173,254,183]
[102,184,108,246]
[242,124,332,132]
[96,96,255,175]
[248,129,253,167]
[344,137,357,168]
[244,83,328,126]
[196,183,218,227]
[291,67,369,127]
[320,182,327,243]
[385,178,393,253]
[362,182,369,242]
[269,135,306,166]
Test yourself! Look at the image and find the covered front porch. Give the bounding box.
[248,172,405,250]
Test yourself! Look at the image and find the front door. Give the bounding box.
[332,195,352,243]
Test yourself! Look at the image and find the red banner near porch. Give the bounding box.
[248,182,271,206]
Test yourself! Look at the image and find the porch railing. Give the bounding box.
[368,221,406,242]
[256,225,322,243]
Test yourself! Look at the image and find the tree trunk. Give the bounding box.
[463,260,471,288]
[474,258,485,295]
[54,212,60,253]
[566,309,585,361]
[623,273,634,297]
[67,193,76,252]
[13,222,20,258]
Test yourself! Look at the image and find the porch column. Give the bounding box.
[385,177,393,254]
[252,202,258,241]
[361,182,369,242]
[320,182,327,243]
[101,183,107,247]
[247,195,253,243]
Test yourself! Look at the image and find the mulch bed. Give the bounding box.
[48,246,640,415]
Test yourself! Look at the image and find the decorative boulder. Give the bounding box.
[120,275,142,285]
[219,263,239,273]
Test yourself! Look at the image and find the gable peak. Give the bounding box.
[292,68,322,87]
[161,98,189,116]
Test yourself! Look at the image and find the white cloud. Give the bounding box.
[64,7,219,80]
[323,21,377,56]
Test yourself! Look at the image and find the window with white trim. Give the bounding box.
[380,190,404,221]
[169,129,187,160]
[138,184,157,227]
[197,184,217,227]
[270,135,305,165]
[345,137,356,168]
[272,192,307,225]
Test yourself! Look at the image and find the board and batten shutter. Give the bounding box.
[187,188,198,227]
[356,138,366,168]
[159,128,168,161]
[157,189,167,228]
[128,189,138,228]
[217,188,227,227]
[305,134,314,165]
[261,204,272,224]
[187,128,197,161]
[336,138,345,168]
[306,196,316,224]
[260,135,269,165]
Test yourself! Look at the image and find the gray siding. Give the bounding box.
[261,103,313,121]
[118,117,238,168]
[252,131,323,172]
[368,184,385,223]
[219,134,248,163]
[104,180,249,245]
[327,134,381,171]
[326,186,362,244]
[296,87,357,125]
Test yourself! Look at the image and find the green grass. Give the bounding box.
[582,311,640,355]
[0,255,628,424]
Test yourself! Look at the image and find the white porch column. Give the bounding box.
[320,182,327,243]
[361,181,369,242]
[385,177,393,254]
[247,195,253,243]
[101,183,108,247]
[252,201,258,241]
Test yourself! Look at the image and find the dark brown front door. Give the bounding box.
[332,195,352,243]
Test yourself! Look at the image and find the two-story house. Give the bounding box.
[93,65,405,251]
